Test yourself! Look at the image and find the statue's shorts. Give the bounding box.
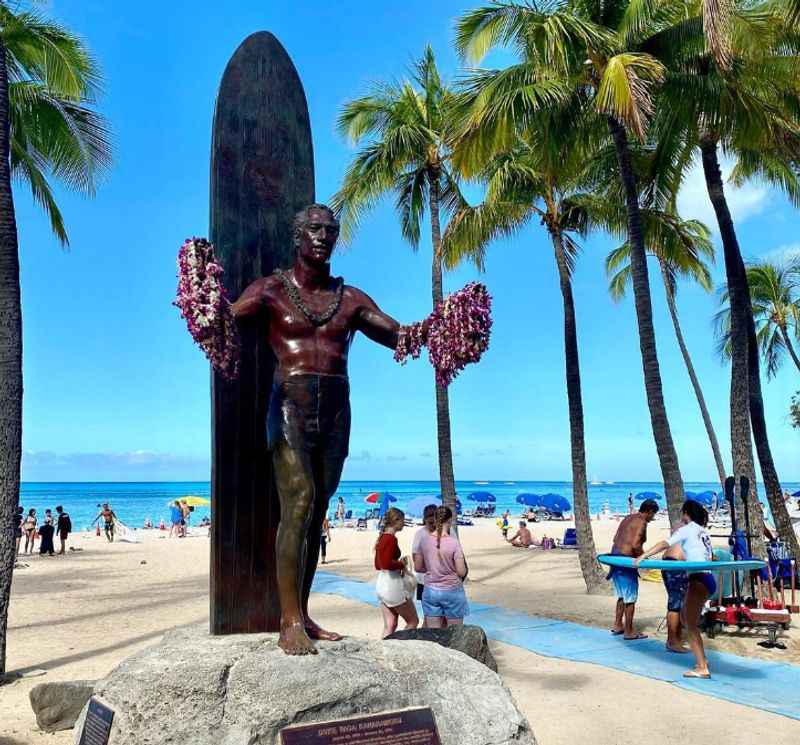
[268,374,351,460]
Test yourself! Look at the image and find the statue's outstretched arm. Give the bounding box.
[353,290,401,350]
[231,279,266,320]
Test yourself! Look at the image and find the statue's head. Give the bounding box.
[293,203,340,265]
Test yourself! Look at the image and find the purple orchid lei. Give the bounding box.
[394,282,492,387]
[174,238,241,380]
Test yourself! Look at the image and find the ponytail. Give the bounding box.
[375,507,405,551]
[434,506,453,551]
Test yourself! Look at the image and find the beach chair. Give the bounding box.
[344,510,353,520]
[356,517,368,531]
[558,528,578,550]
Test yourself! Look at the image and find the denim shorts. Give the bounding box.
[611,567,639,604]
[421,584,469,620]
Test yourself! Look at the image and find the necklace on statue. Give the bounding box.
[275,269,344,326]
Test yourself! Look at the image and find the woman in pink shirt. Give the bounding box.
[413,506,469,627]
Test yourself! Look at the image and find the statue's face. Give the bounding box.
[297,208,339,265]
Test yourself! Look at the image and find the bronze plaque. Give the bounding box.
[78,698,114,745]
[280,707,441,745]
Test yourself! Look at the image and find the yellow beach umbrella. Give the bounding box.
[182,496,210,506]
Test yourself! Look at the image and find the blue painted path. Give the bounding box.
[313,571,800,722]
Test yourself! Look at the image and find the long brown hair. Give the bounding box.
[374,507,405,550]
[434,506,453,550]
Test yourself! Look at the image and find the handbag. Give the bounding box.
[401,556,417,599]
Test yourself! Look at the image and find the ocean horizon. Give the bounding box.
[19,479,799,532]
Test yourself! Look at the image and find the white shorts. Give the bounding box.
[375,570,408,608]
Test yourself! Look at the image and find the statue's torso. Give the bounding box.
[259,274,360,378]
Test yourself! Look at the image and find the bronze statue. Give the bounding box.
[232,203,421,655]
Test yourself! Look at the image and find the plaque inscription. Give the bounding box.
[280,707,441,745]
[78,698,114,745]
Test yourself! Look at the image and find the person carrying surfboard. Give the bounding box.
[636,500,715,679]
[608,499,659,640]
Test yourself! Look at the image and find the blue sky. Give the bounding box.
[17,0,799,482]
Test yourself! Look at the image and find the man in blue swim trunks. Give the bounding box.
[609,499,658,640]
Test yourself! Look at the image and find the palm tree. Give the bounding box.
[445,124,609,592]
[607,211,728,487]
[658,0,800,555]
[0,5,112,678]
[454,0,689,524]
[715,259,800,377]
[330,47,463,518]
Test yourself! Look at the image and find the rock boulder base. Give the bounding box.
[74,626,535,745]
[386,624,498,671]
[30,680,95,732]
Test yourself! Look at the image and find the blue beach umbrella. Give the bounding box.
[694,491,716,507]
[516,493,542,507]
[405,496,437,518]
[685,491,697,499]
[468,491,496,503]
[792,490,800,497]
[540,494,572,513]
[636,491,662,501]
[435,495,463,514]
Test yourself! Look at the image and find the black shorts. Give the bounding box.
[268,374,350,459]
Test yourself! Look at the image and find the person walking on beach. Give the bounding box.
[93,503,117,542]
[627,493,634,514]
[609,499,658,640]
[374,507,418,638]
[412,504,438,606]
[636,501,715,678]
[38,517,55,556]
[55,505,72,554]
[14,505,24,556]
[500,511,510,540]
[414,506,469,628]
[320,516,332,565]
[508,520,535,548]
[180,500,191,536]
[23,508,37,554]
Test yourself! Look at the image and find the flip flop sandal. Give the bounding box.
[665,645,690,654]
[610,629,624,635]
[623,633,648,641]
[683,670,711,679]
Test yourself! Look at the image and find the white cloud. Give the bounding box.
[676,160,770,232]
[762,242,800,264]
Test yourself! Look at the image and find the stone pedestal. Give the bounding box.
[74,626,535,745]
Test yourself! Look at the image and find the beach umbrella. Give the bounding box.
[516,493,542,507]
[635,491,662,501]
[377,493,396,518]
[405,496,437,517]
[792,491,800,497]
[435,495,464,514]
[467,491,495,503]
[365,491,396,504]
[165,496,209,507]
[694,491,716,507]
[539,494,571,512]
[685,491,697,499]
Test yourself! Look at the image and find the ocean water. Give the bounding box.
[19,479,800,532]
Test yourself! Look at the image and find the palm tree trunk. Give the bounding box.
[658,261,727,488]
[608,118,685,526]
[550,226,607,593]
[0,38,23,678]
[428,174,458,519]
[699,139,773,557]
[779,325,800,373]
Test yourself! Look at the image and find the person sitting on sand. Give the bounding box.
[608,498,658,641]
[374,507,418,638]
[507,520,534,548]
[414,506,469,628]
[636,500,715,679]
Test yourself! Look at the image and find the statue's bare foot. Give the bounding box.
[305,617,343,642]
[278,621,318,655]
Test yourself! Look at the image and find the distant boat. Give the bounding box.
[474,481,490,485]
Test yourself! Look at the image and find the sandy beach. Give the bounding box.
[3,517,799,744]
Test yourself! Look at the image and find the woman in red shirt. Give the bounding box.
[374,508,418,637]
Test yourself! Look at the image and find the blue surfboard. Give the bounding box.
[597,554,765,572]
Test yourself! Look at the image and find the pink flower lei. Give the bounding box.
[174,237,241,380]
[394,282,492,386]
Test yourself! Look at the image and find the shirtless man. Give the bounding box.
[508,521,534,548]
[609,498,658,640]
[232,204,423,655]
[92,503,117,543]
